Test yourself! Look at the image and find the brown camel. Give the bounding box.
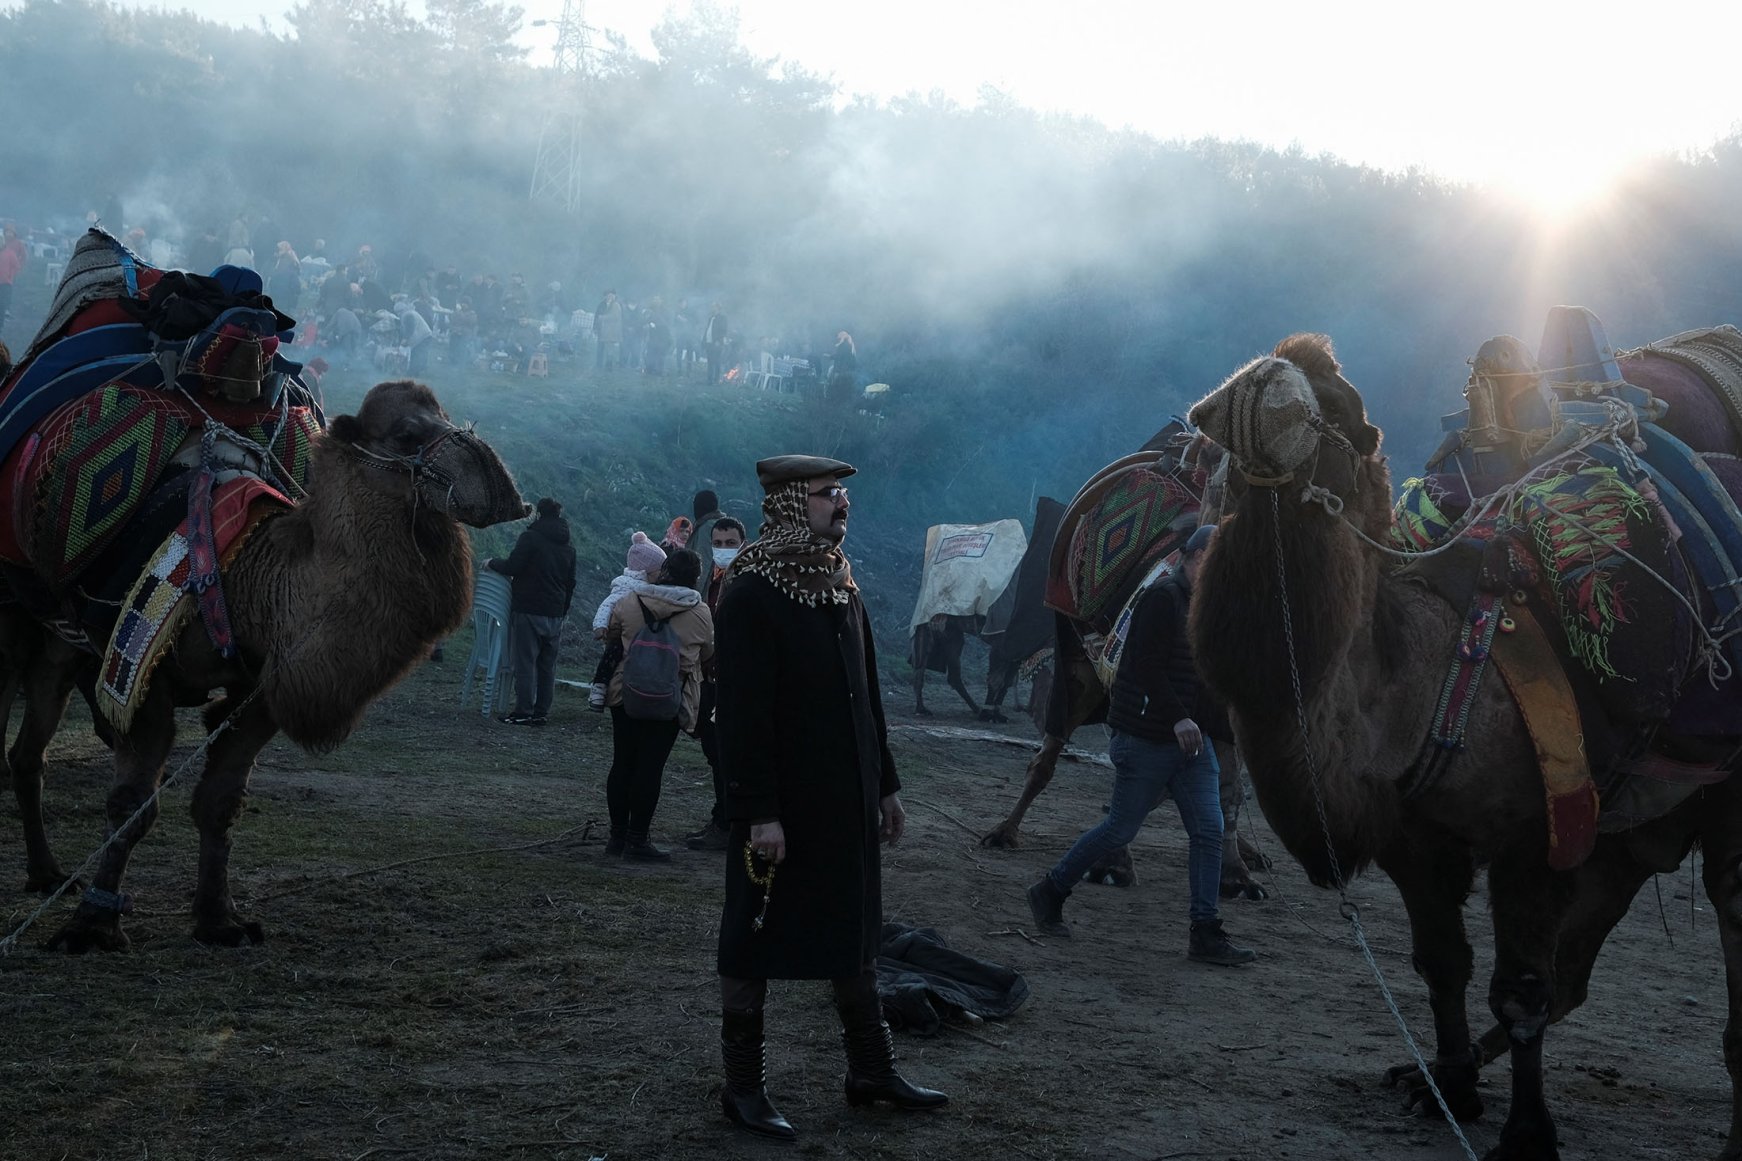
[6,379,526,952]
[977,429,1266,899]
[911,614,1023,722]
[1187,333,1742,1160]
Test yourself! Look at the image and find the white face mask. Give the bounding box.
[711,545,741,569]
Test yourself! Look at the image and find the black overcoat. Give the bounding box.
[714,573,900,979]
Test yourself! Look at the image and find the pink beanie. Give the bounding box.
[626,531,667,576]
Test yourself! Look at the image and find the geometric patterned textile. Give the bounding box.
[1057,467,1197,629]
[96,475,287,732]
[97,524,198,733]
[25,384,190,583]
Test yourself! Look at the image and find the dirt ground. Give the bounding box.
[0,647,1734,1161]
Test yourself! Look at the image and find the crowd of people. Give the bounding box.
[0,208,867,396]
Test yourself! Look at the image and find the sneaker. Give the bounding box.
[587,683,607,710]
[1188,918,1256,966]
[528,716,548,727]
[1026,877,1071,939]
[498,712,535,725]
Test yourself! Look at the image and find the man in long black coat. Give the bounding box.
[712,454,948,1141]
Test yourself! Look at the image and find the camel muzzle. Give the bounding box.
[415,428,529,527]
[1190,356,1325,483]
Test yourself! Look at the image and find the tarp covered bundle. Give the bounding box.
[908,519,1027,630]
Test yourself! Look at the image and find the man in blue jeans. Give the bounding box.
[1026,523,1255,965]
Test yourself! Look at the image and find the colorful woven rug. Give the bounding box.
[1046,466,1197,628]
[96,476,286,732]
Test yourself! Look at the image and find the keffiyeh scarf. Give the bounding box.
[728,479,856,606]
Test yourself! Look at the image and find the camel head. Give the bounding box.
[327,379,529,527]
[1188,333,1387,516]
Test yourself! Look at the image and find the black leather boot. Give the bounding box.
[720,1008,796,1140]
[624,831,670,861]
[836,982,949,1110]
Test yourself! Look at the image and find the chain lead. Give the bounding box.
[1270,489,1481,1161]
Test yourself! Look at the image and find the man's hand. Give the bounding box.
[1173,718,1204,757]
[749,820,786,865]
[880,794,906,845]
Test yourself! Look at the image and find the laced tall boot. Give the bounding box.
[835,978,949,1110]
[720,1007,796,1140]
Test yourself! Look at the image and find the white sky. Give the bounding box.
[34,0,1742,204]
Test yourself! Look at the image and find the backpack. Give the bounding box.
[620,596,684,720]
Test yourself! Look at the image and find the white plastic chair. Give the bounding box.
[459,568,516,716]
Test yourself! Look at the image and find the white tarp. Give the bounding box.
[908,520,1028,631]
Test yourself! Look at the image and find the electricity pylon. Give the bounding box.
[529,0,592,214]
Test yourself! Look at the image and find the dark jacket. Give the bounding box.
[715,573,899,980]
[488,515,576,618]
[1107,572,1227,744]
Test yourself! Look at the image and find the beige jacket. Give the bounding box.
[606,583,716,730]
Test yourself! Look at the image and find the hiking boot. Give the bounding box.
[721,1007,797,1140]
[686,823,731,852]
[603,827,627,858]
[1026,877,1071,939]
[624,833,671,862]
[1188,918,1256,966]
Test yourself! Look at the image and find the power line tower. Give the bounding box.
[529,0,592,215]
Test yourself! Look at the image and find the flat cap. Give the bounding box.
[755,454,857,488]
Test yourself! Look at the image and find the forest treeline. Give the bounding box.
[4,0,1742,514]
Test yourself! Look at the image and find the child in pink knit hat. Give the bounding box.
[589,532,669,708]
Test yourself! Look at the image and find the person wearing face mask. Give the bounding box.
[683,514,748,851]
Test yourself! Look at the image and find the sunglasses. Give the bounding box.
[808,485,849,501]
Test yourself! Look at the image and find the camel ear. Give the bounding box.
[328,414,364,443]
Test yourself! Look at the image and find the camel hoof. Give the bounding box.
[1084,861,1136,888]
[1220,877,1268,901]
[1483,1134,1558,1161]
[194,916,267,947]
[1385,1056,1484,1123]
[979,824,1021,850]
[24,871,76,896]
[46,908,130,954]
[915,706,933,717]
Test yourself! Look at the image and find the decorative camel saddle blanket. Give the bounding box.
[0,229,319,590]
[0,229,321,684]
[98,476,286,732]
[1044,421,1207,631]
[1392,308,1742,867]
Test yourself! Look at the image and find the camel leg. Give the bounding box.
[46,682,178,954]
[1380,841,1483,1121]
[10,638,80,893]
[984,661,1015,724]
[189,691,278,946]
[1484,854,1575,1160]
[948,656,986,720]
[981,733,1065,848]
[912,629,932,717]
[1214,740,1266,901]
[1698,784,1742,1161]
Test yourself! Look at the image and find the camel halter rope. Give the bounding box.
[1269,488,1483,1161]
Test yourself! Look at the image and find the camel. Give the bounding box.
[6,378,526,953]
[910,614,1023,722]
[1186,333,1742,1160]
[974,428,1266,899]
